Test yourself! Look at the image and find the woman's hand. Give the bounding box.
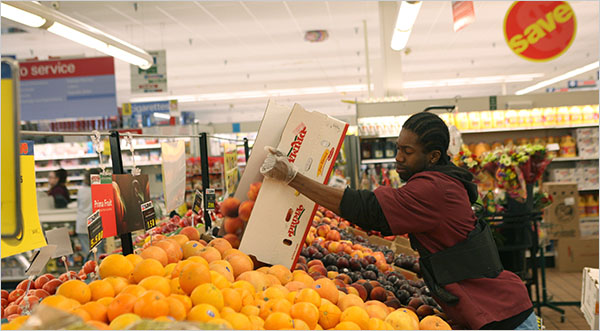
[259,146,298,184]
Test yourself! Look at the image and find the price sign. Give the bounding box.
[205,189,216,210]
[192,189,203,215]
[87,210,104,250]
[141,201,157,231]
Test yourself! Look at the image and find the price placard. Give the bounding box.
[205,189,216,210]
[192,189,203,215]
[141,201,157,231]
[87,210,103,250]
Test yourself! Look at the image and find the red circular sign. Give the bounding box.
[504,1,577,62]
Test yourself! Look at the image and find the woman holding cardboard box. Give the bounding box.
[260,111,537,330]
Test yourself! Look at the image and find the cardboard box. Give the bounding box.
[581,267,599,329]
[368,235,394,248]
[555,237,599,272]
[393,243,419,257]
[394,235,411,248]
[542,183,581,239]
[238,102,348,269]
[346,227,368,239]
[581,220,600,237]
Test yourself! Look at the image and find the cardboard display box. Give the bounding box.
[368,235,394,248]
[394,235,411,248]
[346,227,368,239]
[542,182,581,239]
[393,243,419,257]
[581,267,599,329]
[555,237,599,272]
[238,101,348,269]
[393,266,418,281]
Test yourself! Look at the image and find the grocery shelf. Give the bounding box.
[34,160,163,172]
[579,187,599,191]
[35,153,98,161]
[121,143,162,151]
[361,158,395,164]
[580,216,599,222]
[552,156,599,162]
[1,276,27,282]
[359,123,599,139]
[36,176,84,183]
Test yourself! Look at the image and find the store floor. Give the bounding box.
[536,268,591,330]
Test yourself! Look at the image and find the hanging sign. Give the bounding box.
[141,201,157,231]
[192,189,203,215]
[121,100,177,127]
[112,174,151,235]
[1,141,48,258]
[205,188,216,210]
[224,150,240,196]
[19,56,117,120]
[504,1,576,62]
[161,141,186,212]
[130,50,167,93]
[452,1,475,32]
[91,174,118,238]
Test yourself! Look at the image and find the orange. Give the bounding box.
[221,306,237,317]
[264,312,294,330]
[97,297,114,307]
[209,263,235,283]
[165,296,186,321]
[133,290,169,319]
[287,291,298,304]
[182,241,205,259]
[312,278,338,304]
[225,253,254,278]
[236,271,268,293]
[179,263,211,295]
[236,288,254,307]
[262,286,286,302]
[65,298,82,310]
[318,302,342,329]
[154,239,183,264]
[81,301,108,323]
[294,288,321,307]
[104,277,129,295]
[170,234,190,248]
[222,248,244,259]
[88,279,115,301]
[292,271,314,288]
[56,279,91,304]
[40,294,71,311]
[138,275,171,296]
[264,274,281,287]
[397,307,419,325]
[221,288,242,312]
[191,283,224,310]
[187,303,220,322]
[125,254,143,268]
[99,254,134,279]
[187,256,209,267]
[231,280,256,295]
[340,306,370,329]
[169,277,186,295]
[240,304,260,317]
[368,318,391,330]
[107,293,137,321]
[419,315,452,330]
[164,263,177,278]
[337,293,365,311]
[385,310,419,330]
[290,302,319,329]
[208,238,233,255]
[257,266,270,273]
[285,281,307,292]
[210,270,231,290]
[208,318,233,329]
[108,313,141,330]
[248,315,265,329]
[132,258,165,283]
[224,312,252,330]
[366,303,389,320]
[259,298,292,320]
[198,246,221,263]
[86,320,110,330]
[140,246,169,266]
[72,308,91,321]
[120,284,146,297]
[293,318,310,330]
[169,294,192,313]
[333,321,361,330]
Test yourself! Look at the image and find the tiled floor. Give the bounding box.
[533,268,592,330]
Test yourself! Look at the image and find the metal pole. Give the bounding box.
[199,132,212,229]
[243,138,250,163]
[109,131,134,255]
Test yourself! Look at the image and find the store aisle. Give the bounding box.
[539,268,590,330]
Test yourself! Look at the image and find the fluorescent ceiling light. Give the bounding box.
[153,112,171,119]
[130,84,369,104]
[403,73,544,89]
[391,1,422,51]
[515,62,600,95]
[2,1,152,69]
[1,3,46,27]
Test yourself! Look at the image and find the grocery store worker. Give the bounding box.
[76,168,104,258]
[47,168,71,208]
[260,111,537,330]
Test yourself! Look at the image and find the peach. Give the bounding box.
[247,182,262,201]
[224,217,244,234]
[307,260,324,268]
[238,200,254,222]
[307,265,327,277]
[223,233,241,249]
[180,226,200,241]
[326,230,341,241]
[316,224,330,237]
[221,197,241,218]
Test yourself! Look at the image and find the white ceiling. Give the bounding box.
[2,1,598,124]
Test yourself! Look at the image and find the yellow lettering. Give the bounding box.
[553,4,573,23]
[509,34,529,53]
[536,12,556,33]
[525,23,546,44]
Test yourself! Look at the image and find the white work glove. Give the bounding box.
[260,146,298,184]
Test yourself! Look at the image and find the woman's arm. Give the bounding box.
[288,173,344,215]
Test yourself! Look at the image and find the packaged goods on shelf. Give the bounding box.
[575,127,600,158]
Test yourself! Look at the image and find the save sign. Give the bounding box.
[504,1,576,62]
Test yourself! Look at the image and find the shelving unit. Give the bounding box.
[360,155,600,165]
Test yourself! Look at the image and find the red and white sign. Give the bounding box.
[504,1,577,62]
[452,1,475,32]
[19,56,115,81]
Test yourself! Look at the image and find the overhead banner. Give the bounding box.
[122,100,177,127]
[452,1,475,32]
[504,1,576,62]
[1,141,48,258]
[161,141,186,212]
[19,56,117,120]
[130,50,167,93]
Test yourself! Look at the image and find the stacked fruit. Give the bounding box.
[297,208,445,324]
[218,182,261,248]
[2,223,451,330]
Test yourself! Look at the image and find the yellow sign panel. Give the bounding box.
[1,73,20,238]
[122,103,132,116]
[224,151,239,196]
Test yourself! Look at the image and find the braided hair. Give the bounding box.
[402,112,451,165]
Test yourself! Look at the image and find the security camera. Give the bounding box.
[51,2,60,10]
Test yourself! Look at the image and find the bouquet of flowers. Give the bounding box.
[453,144,481,174]
[517,144,553,184]
[481,147,528,201]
